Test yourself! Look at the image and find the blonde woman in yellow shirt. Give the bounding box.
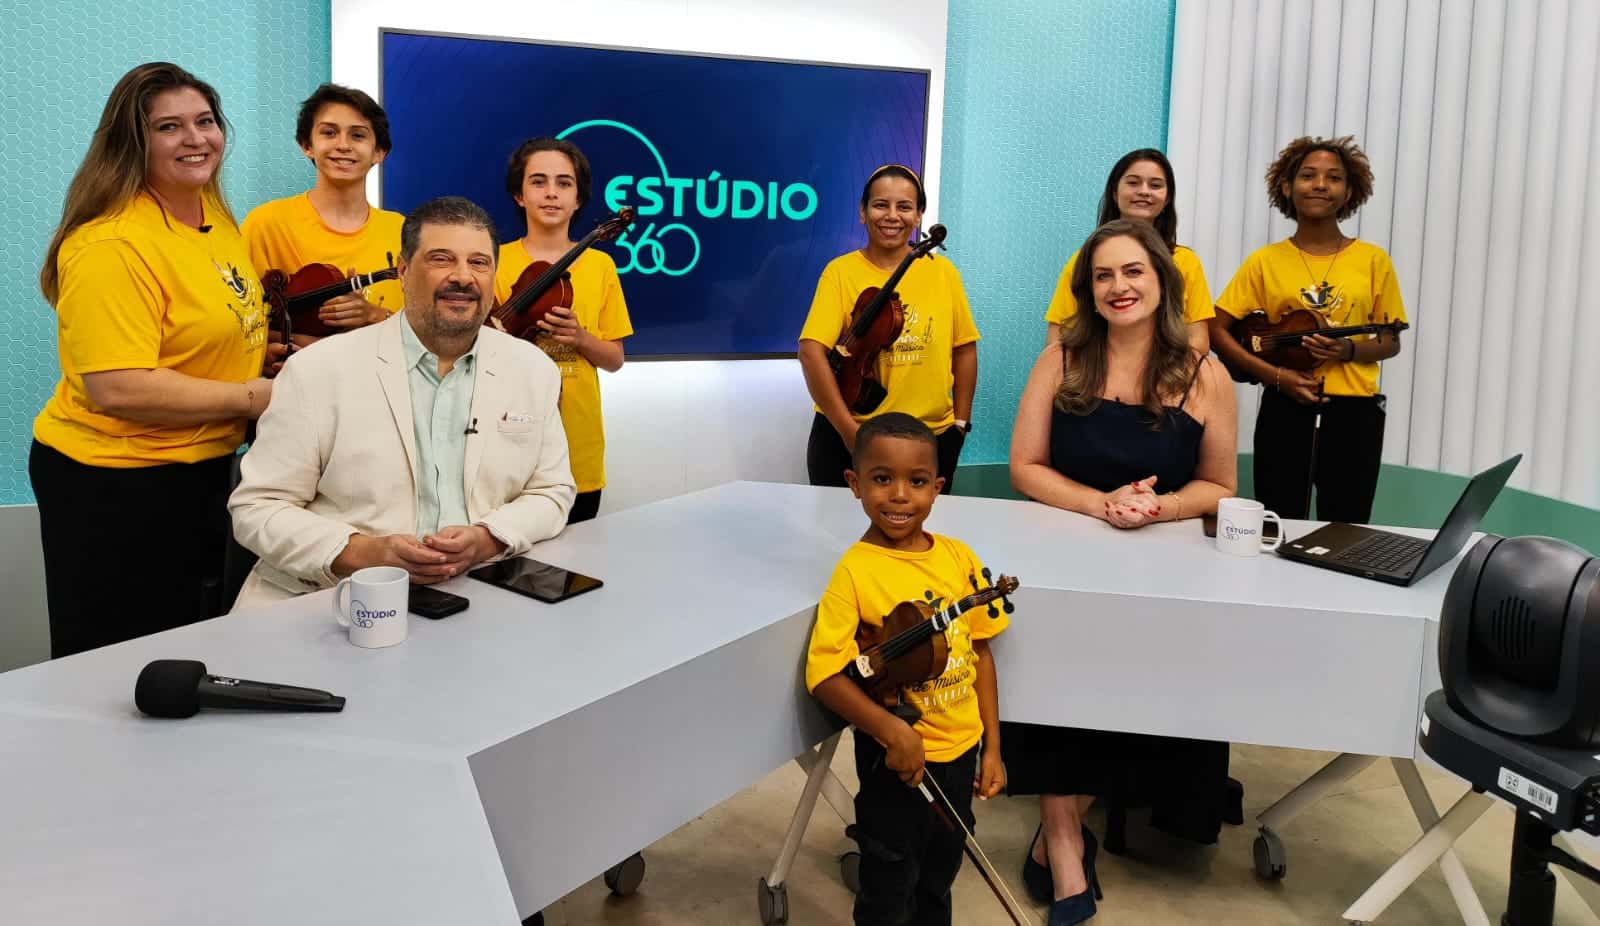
[31,63,271,657]
[799,165,980,491]
[243,84,404,367]
[1044,149,1213,352]
[495,137,633,524]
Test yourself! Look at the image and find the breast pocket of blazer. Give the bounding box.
[496,414,538,444]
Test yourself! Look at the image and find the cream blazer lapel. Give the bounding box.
[462,333,498,491]
[374,314,420,491]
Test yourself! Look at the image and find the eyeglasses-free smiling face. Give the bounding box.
[1090,234,1163,329]
[400,222,497,340]
[1114,159,1170,222]
[145,87,223,197]
[1286,149,1350,220]
[515,149,581,233]
[301,102,385,183]
[846,434,943,551]
[860,175,922,252]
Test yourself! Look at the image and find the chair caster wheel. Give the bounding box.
[757,876,788,925]
[839,850,861,893]
[604,851,645,895]
[1254,828,1287,880]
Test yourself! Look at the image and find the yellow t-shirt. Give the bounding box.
[805,534,1009,763]
[798,251,981,432]
[1214,239,1407,397]
[1044,244,1214,326]
[241,193,405,312]
[33,193,269,467]
[494,243,633,493]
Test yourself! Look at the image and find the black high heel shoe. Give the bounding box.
[1025,824,1105,911]
[1049,825,1103,925]
[1023,824,1052,904]
[1081,825,1104,902]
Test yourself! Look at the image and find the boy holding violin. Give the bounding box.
[805,412,1009,926]
[494,137,632,525]
[243,84,404,366]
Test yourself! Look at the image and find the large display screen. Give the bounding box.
[379,31,930,356]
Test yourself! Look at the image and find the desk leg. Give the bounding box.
[1254,753,1378,879]
[1340,789,1494,925]
[793,735,856,825]
[1390,759,1491,926]
[1552,834,1600,919]
[760,734,847,925]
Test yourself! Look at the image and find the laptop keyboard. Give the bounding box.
[1333,532,1429,573]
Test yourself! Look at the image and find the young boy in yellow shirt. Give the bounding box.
[243,84,404,369]
[805,412,1008,925]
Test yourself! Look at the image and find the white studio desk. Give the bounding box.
[0,482,1463,924]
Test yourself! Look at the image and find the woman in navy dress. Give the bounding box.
[1005,219,1238,925]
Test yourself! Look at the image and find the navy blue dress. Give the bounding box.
[1001,383,1233,845]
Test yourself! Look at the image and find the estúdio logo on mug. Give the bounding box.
[332,566,409,647]
[1216,498,1284,557]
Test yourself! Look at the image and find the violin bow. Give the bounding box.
[921,774,1038,925]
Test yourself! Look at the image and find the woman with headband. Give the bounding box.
[798,164,979,491]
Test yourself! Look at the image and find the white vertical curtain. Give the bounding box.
[1169,0,1600,508]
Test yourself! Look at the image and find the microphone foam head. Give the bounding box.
[135,659,206,718]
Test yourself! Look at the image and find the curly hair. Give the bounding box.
[1265,135,1374,221]
[1057,219,1197,426]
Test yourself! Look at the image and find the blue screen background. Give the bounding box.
[380,32,929,356]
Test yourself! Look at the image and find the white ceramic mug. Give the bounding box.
[1215,498,1284,557]
[331,566,409,648]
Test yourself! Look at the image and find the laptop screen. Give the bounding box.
[1412,454,1522,578]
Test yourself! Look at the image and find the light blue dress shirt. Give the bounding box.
[398,312,478,536]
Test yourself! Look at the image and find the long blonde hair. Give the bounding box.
[39,62,234,304]
[1056,219,1196,424]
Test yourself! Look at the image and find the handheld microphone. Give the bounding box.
[134,659,345,718]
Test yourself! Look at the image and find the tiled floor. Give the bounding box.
[537,739,1600,925]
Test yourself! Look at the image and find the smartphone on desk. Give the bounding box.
[409,586,470,619]
[469,558,604,604]
[1201,512,1281,541]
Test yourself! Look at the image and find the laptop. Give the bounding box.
[1276,454,1522,586]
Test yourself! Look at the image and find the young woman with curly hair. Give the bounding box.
[1209,136,1407,523]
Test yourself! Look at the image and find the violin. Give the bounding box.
[1222,308,1409,383]
[828,224,947,416]
[260,257,398,340]
[845,568,1017,728]
[488,208,635,342]
[843,568,1036,926]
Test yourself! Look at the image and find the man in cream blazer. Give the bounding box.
[230,196,575,606]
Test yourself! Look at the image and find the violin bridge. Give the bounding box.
[1251,335,1263,352]
[853,654,876,678]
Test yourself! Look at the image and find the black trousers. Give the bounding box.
[567,490,602,525]
[29,440,233,659]
[806,413,965,494]
[1253,389,1386,523]
[851,731,978,926]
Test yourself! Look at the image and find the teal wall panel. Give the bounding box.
[941,0,1175,463]
[0,0,330,502]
